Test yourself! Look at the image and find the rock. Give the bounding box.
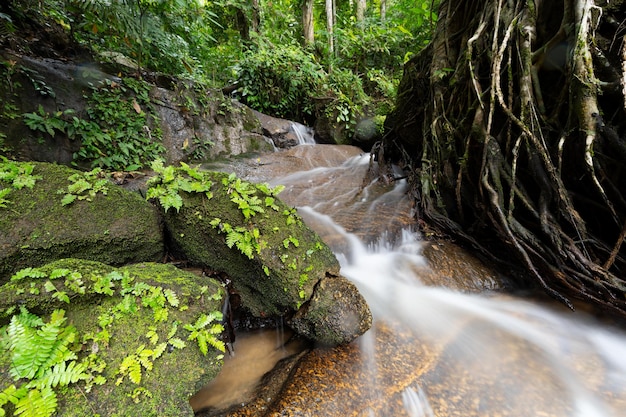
[157,169,339,317]
[151,166,370,345]
[290,276,372,346]
[252,110,315,147]
[0,53,275,167]
[150,86,275,165]
[0,259,226,417]
[0,161,163,283]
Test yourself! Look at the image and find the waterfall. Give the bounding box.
[290,122,316,145]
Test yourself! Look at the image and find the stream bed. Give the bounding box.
[194,144,626,416]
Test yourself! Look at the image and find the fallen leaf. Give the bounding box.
[132,98,142,114]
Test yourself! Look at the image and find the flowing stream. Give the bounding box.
[199,144,626,416]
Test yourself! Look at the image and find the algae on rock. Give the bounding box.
[149,165,340,318]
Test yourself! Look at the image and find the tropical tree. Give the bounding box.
[383,0,626,316]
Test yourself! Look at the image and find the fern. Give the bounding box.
[14,386,57,417]
[184,312,225,355]
[146,159,213,212]
[37,361,89,388]
[1,309,91,417]
[10,267,47,281]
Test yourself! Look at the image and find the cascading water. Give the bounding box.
[289,122,316,145]
[203,144,626,416]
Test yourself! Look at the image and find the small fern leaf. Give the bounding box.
[14,387,57,417]
[207,336,226,353]
[39,361,88,388]
[163,288,179,307]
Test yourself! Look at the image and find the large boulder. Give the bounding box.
[0,160,163,282]
[148,164,371,344]
[0,259,226,417]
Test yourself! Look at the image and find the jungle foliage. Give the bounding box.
[0,0,437,137]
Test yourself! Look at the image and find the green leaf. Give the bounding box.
[11,267,47,281]
[15,386,57,417]
[61,193,77,206]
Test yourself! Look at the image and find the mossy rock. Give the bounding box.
[156,170,340,318]
[0,259,226,417]
[0,161,164,283]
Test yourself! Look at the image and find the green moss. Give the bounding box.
[157,168,339,316]
[0,259,225,417]
[0,162,163,282]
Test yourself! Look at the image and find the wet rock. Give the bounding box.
[0,161,163,283]
[290,275,372,346]
[252,110,315,148]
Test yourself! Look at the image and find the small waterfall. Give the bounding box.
[205,144,626,416]
[301,205,626,416]
[290,122,316,145]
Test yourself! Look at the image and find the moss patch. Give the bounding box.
[151,167,340,317]
[0,259,225,417]
[0,161,164,283]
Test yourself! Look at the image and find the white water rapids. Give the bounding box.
[207,144,626,416]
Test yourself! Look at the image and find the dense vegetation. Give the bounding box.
[0,0,437,139]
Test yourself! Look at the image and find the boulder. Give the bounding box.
[290,276,372,346]
[0,161,163,283]
[151,165,371,344]
[0,259,226,417]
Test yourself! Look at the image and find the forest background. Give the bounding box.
[0,0,437,141]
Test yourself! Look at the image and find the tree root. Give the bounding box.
[384,0,626,317]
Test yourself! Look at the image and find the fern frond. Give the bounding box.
[116,355,142,385]
[37,361,88,388]
[207,336,226,353]
[14,386,57,417]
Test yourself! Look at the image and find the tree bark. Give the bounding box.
[383,0,626,316]
[302,0,314,45]
[356,0,366,22]
[326,0,334,55]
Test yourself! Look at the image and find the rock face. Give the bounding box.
[150,86,275,164]
[0,161,163,283]
[0,53,311,168]
[0,259,226,417]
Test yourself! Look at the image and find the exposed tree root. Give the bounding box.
[383,0,626,316]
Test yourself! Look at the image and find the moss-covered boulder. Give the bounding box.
[0,160,164,283]
[146,163,370,344]
[0,259,226,417]
[152,167,339,316]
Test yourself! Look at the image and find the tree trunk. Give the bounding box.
[356,0,366,22]
[380,0,386,20]
[383,0,626,316]
[302,0,314,45]
[326,0,334,55]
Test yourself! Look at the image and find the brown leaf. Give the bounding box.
[132,98,142,114]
